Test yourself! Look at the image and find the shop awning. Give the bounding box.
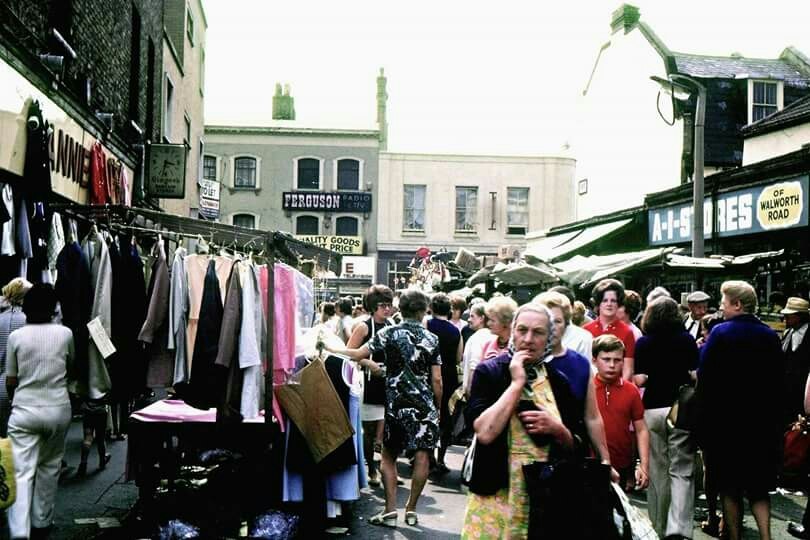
[664,250,785,269]
[525,219,633,263]
[555,247,679,288]
[489,261,560,287]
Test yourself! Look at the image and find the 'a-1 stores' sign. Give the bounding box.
[649,175,808,245]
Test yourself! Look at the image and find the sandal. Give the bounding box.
[405,511,418,526]
[369,511,397,527]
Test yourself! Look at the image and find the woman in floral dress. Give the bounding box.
[462,303,587,539]
[333,289,442,528]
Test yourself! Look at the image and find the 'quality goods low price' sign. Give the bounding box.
[648,175,808,245]
[295,235,363,254]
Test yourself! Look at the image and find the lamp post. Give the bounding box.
[651,74,707,258]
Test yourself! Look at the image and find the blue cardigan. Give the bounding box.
[465,353,587,495]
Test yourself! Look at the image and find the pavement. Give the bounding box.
[44,429,810,539]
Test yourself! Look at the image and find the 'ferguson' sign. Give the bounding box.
[283,191,372,213]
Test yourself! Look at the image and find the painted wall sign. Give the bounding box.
[648,175,809,245]
[283,191,372,213]
[295,234,363,254]
[146,143,186,198]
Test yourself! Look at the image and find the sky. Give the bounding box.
[202,0,810,156]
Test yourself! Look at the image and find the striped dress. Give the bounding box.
[0,306,26,436]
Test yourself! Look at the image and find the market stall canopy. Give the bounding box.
[555,247,680,289]
[487,261,560,287]
[525,219,633,263]
[664,250,784,269]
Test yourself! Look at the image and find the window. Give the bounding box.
[387,260,412,290]
[234,157,256,188]
[403,185,426,231]
[337,159,360,190]
[752,81,778,122]
[297,158,320,190]
[455,187,478,233]
[146,39,155,138]
[203,155,217,181]
[296,216,319,235]
[128,6,141,122]
[186,7,194,45]
[336,216,359,236]
[578,178,588,195]
[163,74,174,142]
[507,187,529,235]
[232,214,255,229]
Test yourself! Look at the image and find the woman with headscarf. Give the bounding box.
[5,283,74,539]
[0,278,32,437]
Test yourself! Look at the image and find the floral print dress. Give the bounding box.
[367,319,441,452]
[461,363,562,539]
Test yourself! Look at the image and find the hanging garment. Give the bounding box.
[184,254,233,360]
[22,100,52,203]
[55,241,92,383]
[238,263,265,419]
[27,202,49,283]
[120,168,131,207]
[168,246,189,385]
[292,268,314,330]
[275,358,354,465]
[112,235,147,398]
[0,184,15,256]
[138,239,172,388]
[80,231,113,399]
[46,212,65,281]
[215,262,244,423]
[185,259,225,410]
[13,194,32,261]
[274,264,297,374]
[89,142,109,206]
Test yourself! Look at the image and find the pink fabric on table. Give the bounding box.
[130,399,265,423]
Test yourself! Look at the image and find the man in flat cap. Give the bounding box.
[684,290,710,341]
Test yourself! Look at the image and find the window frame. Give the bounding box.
[231,212,258,230]
[202,154,218,182]
[293,156,324,191]
[229,155,261,190]
[335,215,361,237]
[333,157,364,191]
[455,186,479,234]
[402,184,427,232]
[747,79,783,124]
[295,214,320,235]
[506,187,530,236]
[162,73,175,142]
[186,5,195,46]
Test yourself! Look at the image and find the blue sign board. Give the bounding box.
[648,175,809,245]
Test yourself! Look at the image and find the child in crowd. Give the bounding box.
[592,334,650,492]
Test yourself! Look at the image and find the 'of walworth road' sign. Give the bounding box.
[648,175,809,245]
[282,191,372,213]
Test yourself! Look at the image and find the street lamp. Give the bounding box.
[650,74,707,258]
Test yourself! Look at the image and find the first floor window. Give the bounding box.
[296,216,319,235]
[336,216,359,236]
[232,214,255,229]
[507,187,529,235]
[752,81,778,122]
[455,187,478,232]
[203,155,217,181]
[337,159,360,190]
[403,185,426,231]
[297,158,320,190]
[234,157,256,188]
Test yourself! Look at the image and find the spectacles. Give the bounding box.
[377,303,392,309]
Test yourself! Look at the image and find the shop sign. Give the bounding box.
[294,234,363,254]
[648,175,809,245]
[282,191,372,213]
[198,178,220,220]
[146,143,186,198]
[341,256,376,280]
[0,58,134,204]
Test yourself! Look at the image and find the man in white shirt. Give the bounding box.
[683,290,710,341]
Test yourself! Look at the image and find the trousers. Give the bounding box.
[645,407,696,539]
[7,404,71,538]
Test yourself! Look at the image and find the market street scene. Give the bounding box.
[1,0,810,539]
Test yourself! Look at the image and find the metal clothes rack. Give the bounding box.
[51,203,342,432]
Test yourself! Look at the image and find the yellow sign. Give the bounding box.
[756,181,804,230]
[295,235,363,255]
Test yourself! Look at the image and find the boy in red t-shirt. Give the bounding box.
[592,334,649,492]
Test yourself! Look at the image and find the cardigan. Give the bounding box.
[465,352,588,495]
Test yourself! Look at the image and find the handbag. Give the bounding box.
[0,437,16,510]
[783,415,810,477]
[667,384,698,431]
[461,435,477,487]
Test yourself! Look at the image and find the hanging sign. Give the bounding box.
[283,191,372,213]
[648,175,809,245]
[295,234,363,254]
[146,143,186,198]
[198,178,220,220]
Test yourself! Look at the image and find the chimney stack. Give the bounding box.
[610,4,640,35]
[376,68,388,151]
[272,82,296,120]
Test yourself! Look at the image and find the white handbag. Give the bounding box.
[461,435,477,486]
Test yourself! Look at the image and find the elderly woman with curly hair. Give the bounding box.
[0,278,32,437]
